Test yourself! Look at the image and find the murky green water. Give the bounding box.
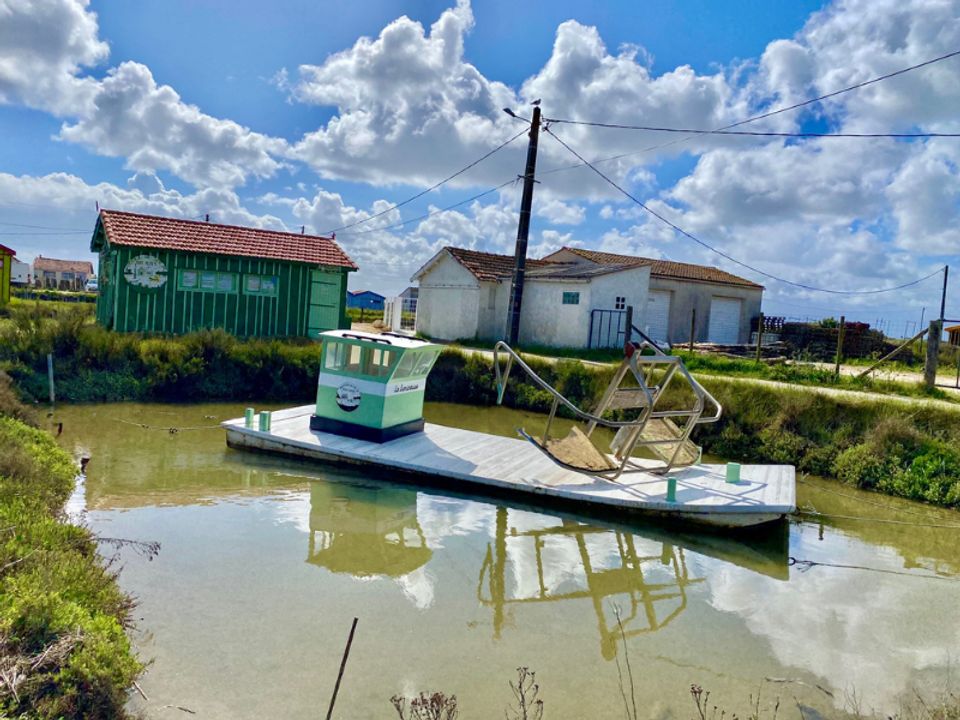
[53,402,960,719]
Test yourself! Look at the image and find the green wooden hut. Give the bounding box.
[91,210,357,337]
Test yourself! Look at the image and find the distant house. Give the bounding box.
[33,256,94,290]
[10,257,30,286]
[91,209,357,338]
[543,248,764,345]
[346,290,385,310]
[411,247,650,347]
[0,244,13,305]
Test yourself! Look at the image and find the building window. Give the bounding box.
[244,274,279,297]
[178,269,238,293]
[562,291,580,305]
[615,296,626,310]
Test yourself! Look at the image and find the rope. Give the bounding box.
[795,508,960,530]
[797,476,937,518]
[789,556,955,581]
[113,418,222,434]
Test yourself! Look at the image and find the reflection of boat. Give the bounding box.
[226,333,794,529]
[306,482,431,577]
[478,507,705,660]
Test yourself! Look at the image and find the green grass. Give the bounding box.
[0,372,142,718]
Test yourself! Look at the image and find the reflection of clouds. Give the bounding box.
[397,566,436,610]
[416,494,496,547]
[267,491,312,533]
[706,530,960,713]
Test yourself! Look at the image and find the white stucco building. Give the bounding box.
[411,247,650,347]
[412,246,765,349]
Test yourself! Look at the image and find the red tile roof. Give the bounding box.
[0,244,15,255]
[557,247,763,289]
[33,256,94,274]
[445,247,555,281]
[97,209,357,270]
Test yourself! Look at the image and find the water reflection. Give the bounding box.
[306,482,431,578]
[478,507,704,659]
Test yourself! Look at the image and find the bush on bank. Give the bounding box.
[0,373,141,718]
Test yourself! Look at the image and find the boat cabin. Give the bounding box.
[310,330,441,442]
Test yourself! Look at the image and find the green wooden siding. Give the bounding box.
[93,242,351,338]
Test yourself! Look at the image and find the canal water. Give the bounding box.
[53,402,960,720]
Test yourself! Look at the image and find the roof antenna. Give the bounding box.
[95,201,100,212]
[331,232,336,240]
[301,225,305,235]
[205,213,210,222]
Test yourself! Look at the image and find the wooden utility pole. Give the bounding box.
[834,315,846,377]
[924,266,950,388]
[507,106,542,346]
[755,313,764,362]
[688,308,696,352]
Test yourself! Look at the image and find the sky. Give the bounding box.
[0,0,958,333]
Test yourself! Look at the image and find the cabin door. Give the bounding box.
[307,270,342,338]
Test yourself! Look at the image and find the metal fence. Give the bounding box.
[588,309,629,349]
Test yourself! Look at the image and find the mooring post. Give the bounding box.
[924,320,942,388]
[835,315,846,377]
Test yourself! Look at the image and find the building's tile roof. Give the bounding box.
[559,247,764,289]
[946,324,960,333]
[445,247,555,281]
[33,256,94,274]
[0,244,15,255]
[97,209,357,270]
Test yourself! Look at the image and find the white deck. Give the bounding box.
[223,405,795,529]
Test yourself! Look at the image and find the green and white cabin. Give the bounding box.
[311,330,441,442]
[91,209,357,338]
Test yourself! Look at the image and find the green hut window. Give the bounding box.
[324,342,362,373]
[363,348,396,377]
[178,270,238,293]
[243,274,279,297]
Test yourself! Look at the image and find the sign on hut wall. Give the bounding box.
[123,254,167,289]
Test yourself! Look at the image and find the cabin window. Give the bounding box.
[413,350,439,376]
[393,353,418,379]
[324,342,363,373]
[615,296,626,310]
[178,269,238,293]
[562,291,580,305]
[243,274,279,297]
[363,348,396,377]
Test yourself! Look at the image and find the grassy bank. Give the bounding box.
[0,373,141,718]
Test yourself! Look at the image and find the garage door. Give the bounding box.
[708,297,742,344]
[645,291,671,343]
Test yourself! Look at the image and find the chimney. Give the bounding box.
[301,225,305,235]
[205,213,210,222]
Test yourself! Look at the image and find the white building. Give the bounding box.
[543,248,764,345]
[411,247,650,347]
[10,257,30,285]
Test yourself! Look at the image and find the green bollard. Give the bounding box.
[726,462,741,484]
[665,476,677,503]
[244,407,255,428]
[258,411,271,432]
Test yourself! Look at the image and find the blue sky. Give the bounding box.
[0,0,957,331]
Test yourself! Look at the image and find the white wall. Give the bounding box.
[588,266,651,330]
[11,258,29,285]
[518,279,592,348]
[414,254,481,341]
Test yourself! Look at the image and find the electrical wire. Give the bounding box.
[538,47,960,176]
[0,221,89,231]
[322,127,528,235]
[542,119,960,138]
[544,126,946,295]
[334,179,518,236]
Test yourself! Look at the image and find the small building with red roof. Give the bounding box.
[91,209,357,338]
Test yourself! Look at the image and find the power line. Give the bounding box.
[544,126,946,296]
[335,179,519,236]
[543,119,960,139]
[538,47,960,177]
[323,127,528,235]
[0,230,89,236]
[0,221,89,231]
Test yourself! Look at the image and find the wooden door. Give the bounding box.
[307,270,342,338]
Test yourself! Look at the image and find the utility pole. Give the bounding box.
[506,105,542,346]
